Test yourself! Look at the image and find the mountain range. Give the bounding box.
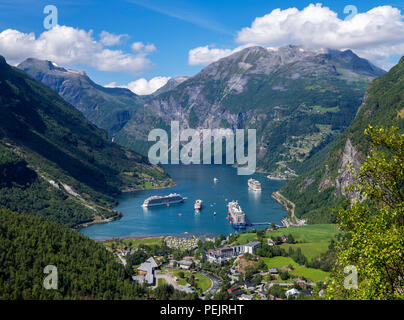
[0,55,172,228]
[19,45,386,175]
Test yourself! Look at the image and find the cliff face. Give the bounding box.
[335,138,362,199]
[280,56,404,223]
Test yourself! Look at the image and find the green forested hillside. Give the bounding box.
[0,209,146,299]
[0,55,173,227]
[0,144,103,227]
[280,56,404,223]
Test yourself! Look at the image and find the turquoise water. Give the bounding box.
[80,164,286,240]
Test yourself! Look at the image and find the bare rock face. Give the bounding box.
[335,138,362,199]
[318,164,332,192]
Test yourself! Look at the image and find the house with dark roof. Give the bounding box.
[178,260,193,270]
[269,268,279,274]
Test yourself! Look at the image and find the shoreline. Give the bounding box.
[95,232,207,243]
[121,181,177,193]
[77,181,177,230]
[100,235,165,243]
[271,191,306,227]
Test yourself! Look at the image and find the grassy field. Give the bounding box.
[269,224,339,243]
[236,233,258,244]
[157,278,166,286]
[311,105,340,113]
[103,236,164,249]
[170,269,211,292]
[261,256,297,269]
[261,256,329,281]
[194,272,212,292]
[235,224,338,245]
[280,242,330,261]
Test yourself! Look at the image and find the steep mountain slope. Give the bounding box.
[153,76,190,96]
[279,56,404,223]
[0,208,145,299]
[114,45,385,174]
[19,46,385,175]
[0,56,172,228]
[17,58,145,136]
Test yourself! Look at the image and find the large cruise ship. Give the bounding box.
[227,200,246,229]
[142,193,184,207]
[248,178,262,191]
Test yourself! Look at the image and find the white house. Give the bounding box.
[285,288,300,298]
[243,241,262,254]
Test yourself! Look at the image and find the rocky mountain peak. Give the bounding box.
[0,55,10,73]
[195,45,385,81]
[18,58,87,77]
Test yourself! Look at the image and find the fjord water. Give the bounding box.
[80,165,286,240]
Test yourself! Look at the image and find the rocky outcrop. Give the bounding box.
[335,138,362,199]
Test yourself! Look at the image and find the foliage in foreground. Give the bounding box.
[0,209,147,299]
[326,127,403,299]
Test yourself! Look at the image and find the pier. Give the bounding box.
[248,221,284,228]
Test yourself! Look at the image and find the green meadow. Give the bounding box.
[269,224,339,243]
[261,256,329,281]
[280,242,330,261]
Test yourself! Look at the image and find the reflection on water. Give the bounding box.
[80,164,286,240]
[248,188,262,201]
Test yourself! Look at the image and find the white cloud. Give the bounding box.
[0,25,155,74]
[188,45,235,66]
[105,76,171,95]
[235,4,404,68]
[99,30,128,46]
[188,4,404,69]
[131,42,156,53]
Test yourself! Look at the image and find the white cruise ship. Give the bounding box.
[142,193,184,207]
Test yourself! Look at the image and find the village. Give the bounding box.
[102,223,335,300]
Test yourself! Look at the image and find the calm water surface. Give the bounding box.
[80,165,286,240]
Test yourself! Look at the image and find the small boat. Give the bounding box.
[213,211,216,216]
[213,177,218,182]
[194,199,202,211]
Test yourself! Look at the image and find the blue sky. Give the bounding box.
[0,0,403,93]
